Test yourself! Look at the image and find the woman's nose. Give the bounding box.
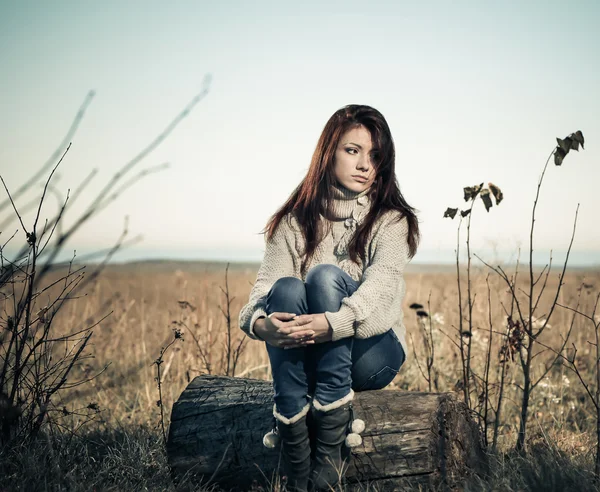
[357,155,371,171]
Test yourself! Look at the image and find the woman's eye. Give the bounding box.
[346,148,358,155]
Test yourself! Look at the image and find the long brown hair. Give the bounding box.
[263,104,420,275]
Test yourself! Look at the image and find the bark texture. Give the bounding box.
[167,375,487,490]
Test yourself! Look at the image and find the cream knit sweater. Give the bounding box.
[239,182,411,357]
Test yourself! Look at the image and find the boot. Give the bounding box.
[273,404,312,492]
[309,390,355,491]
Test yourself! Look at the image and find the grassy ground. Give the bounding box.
[1,261,599,491]
[1,426,597,491]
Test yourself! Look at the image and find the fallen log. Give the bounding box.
[167,375,487,490]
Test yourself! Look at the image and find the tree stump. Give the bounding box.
[167,375,487,491]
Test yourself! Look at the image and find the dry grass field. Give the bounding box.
[2,259,600,491]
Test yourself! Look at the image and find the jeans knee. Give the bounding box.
[305,264,349,313]
[272,276,304,296]
[267,277,307,316]
[305,264,342,289]
[270,277,305,304]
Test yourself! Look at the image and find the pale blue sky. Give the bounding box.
[1,0,599,265]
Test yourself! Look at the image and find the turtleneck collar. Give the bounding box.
[327,181,372,220]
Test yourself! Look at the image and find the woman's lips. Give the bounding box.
[352,176,368,183]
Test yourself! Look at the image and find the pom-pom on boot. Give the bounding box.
[263,403,311,492]
[345,413,366,448]
[309,390,359,491]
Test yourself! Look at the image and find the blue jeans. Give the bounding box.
[265,264,406,419]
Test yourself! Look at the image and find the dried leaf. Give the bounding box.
[480,188,493,212]
[443,207,458,219]
[416,310,429,318]
[488,182,503,205]
[409,303,424,310]
[572,130,585,150]
[569,138,580,151]
[463,183,484,202]
[554,147,566,166]
[461,209,471,217]
[556,137,573,154]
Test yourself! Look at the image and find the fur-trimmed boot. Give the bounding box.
[309,390,363,491]
[264,404,312,492]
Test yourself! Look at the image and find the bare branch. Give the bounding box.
[0,90,94,213]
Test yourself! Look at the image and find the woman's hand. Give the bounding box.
[253,312,316,349]
[289,313,333,344]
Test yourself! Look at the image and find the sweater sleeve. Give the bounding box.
[324,212,410,341]
[238,215,297,339]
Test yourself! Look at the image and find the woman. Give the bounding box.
[239,104,420,492]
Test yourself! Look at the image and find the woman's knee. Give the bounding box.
[267,277,307,315]
[305,264,343,288]
[305,264,350,313]
[271,276,304,296]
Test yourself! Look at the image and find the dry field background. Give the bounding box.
[4,259,600,490]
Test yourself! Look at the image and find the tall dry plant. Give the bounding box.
[0,76,211,449]
[477,130,586,453]
[0,145,101,446]
[443,181,504,411]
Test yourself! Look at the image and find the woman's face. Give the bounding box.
[333,125,377,193]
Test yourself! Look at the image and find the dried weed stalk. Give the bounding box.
[0,76,211,450]
[477,130,585,452]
